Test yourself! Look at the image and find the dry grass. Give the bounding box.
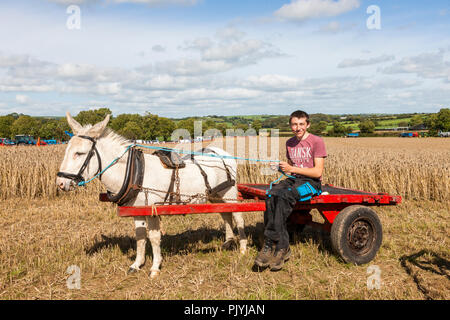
[0,137,449,300]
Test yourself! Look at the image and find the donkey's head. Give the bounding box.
[56,112,110,191]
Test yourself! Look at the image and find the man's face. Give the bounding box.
[290,117,310,139]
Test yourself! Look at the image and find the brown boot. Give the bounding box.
[270,247,291,271]
[254,239,276,268]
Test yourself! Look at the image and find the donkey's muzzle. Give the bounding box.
[57,171,85,185]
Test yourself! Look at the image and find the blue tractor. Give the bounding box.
[14,135,36,145]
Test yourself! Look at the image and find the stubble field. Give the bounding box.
[0,137,448,299]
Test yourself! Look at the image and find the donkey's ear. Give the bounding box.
[66,112,82,135]
[88,114,111,138]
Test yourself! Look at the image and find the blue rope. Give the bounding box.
[134,144,279,163]
[77,143,281,187]
[265,168,297,197]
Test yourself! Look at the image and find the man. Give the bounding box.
[254,110,327,271]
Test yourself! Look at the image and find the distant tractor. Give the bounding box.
[14,135,35,145]
[14,135,47,146]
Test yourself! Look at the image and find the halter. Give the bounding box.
[57,135,102,185]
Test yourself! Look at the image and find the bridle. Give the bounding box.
[57,135,102,185]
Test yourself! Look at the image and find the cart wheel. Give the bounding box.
[330,205,382,265]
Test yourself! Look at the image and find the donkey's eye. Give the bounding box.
[75,152,86,156]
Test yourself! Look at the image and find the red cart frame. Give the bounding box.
[99,183,401,233]
[99,183,401,264]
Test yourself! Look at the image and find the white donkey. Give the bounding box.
[56,113,247,278]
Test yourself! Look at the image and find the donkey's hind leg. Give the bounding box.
[129,217,148,274]
[220,212,237,251]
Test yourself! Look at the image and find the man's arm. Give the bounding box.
[279,158,325,179]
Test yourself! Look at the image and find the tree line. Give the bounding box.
[0,108,448,141]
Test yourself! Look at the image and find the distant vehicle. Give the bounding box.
[400,132,412,137]
[43,139,58,145]
[0,138,15,146]
[400,132,419,137]
[14,135,48,145]
[151,140,160,144]
[438,131,450,137]
[15,135,35,145]
[347,133,359,138]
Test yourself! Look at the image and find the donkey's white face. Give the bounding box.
[56,112,110,191]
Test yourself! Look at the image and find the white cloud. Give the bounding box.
[181,37,214,52]
[112,0,199,5]
[153,31,284,76]
[319,21,341,33]
[380,50,450,81]
[215,27,247,42]
[56,63,126,83]
[46,0,199,5]
[96,82,121,95]
[16,94,30,104]
[0,53,31,68]
[153,59,231,76]
[318,21,355,33]
[275,0,360,22]
[46,0,89,4]
[241,74,302,91]
[152,45,166,52]
[203,40,265,61]
[338,55,395,68]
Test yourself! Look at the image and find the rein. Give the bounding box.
[58,139,292,205]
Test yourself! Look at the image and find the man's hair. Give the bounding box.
[289,110,310,124]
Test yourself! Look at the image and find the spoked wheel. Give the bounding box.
[331,205,382,265]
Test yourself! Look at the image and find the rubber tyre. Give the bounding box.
[330,205,382,265]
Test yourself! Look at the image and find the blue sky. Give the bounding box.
[0,0,449,117]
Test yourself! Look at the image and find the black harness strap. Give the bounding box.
[57,135,102,184]
[191,148,235,199]
[163,168,177,204]
[106,147,145,206]
[191,153,212,193]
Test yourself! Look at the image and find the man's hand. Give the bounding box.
[279,161,293,175]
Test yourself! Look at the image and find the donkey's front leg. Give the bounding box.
[233,212,247,254]
[147,216,162,279]
[128,217,148,274]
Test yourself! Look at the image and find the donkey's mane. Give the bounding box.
[100,128,132,147]
[77,125,131,147]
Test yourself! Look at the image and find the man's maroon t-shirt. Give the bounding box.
[286,133,327,179]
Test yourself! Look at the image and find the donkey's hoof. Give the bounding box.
[239,240,248,255]
[150,270,160,279]
[127,267,138,275]
[221,239,238,251]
